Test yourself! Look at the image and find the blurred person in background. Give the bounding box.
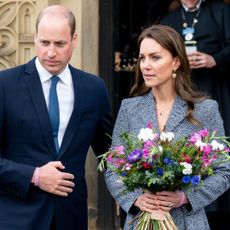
[160,1,230,228]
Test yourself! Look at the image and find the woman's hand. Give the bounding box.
[156,190,188,210]
[134,191,160,213]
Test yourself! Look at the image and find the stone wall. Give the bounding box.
[0,0,100,229]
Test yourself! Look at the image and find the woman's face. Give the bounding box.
[181,0,200,10]
[139,38,180,89]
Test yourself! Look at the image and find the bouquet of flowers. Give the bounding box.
[98,122,230,230]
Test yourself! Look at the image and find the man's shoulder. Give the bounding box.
[70,65,98,78]
[160,8,181,24]
[69,65,104,85]
[0,58,35,80]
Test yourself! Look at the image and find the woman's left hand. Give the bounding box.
[155,190,182,211]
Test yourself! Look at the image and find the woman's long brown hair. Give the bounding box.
[130,24,207,125]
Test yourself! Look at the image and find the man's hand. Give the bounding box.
[32,161,75,197]
[187,51,216,69]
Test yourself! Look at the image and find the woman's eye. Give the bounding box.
[150,55,160,61]
[139,56,145,61]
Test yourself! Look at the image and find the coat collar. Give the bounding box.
[140,92,187,133]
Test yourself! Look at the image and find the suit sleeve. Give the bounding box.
[185,100,230,213]
[91,79,113,157]
[104,99,143,215]
[0,78,35,199]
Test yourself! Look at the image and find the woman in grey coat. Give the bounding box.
[105,25,230,230]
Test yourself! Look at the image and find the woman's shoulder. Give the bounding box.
[120,94,150,110]
[195,98,218,109]
[194,99,219,117]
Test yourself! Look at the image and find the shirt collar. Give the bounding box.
[35,57,72,86]
[182,0,203,12]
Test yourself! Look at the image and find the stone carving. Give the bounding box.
[0,1,36,70]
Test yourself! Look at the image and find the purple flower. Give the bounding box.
[156,168,163,176]
[191,175,200,186]
[127,149,143,163]
[182,175,191,184]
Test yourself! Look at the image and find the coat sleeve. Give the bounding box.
[104,99,143,214]
[185,100,230,213]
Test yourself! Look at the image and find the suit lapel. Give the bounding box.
[23,59,57,157]
[58,68,84,158]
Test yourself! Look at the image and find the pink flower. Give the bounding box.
[142,148,150,159]
[199,129,209,137]
[114,146,125,155]
[201,144,212,155]
[147,121,153,129]
[202,154,217,167]
[189,132,202,144]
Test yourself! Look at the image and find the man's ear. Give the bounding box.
[72,33,77,48]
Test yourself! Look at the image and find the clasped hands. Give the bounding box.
[187,51,216,69]
[134,190,186,213]
[32,161,75,197]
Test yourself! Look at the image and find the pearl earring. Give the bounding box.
[172,70,177,79]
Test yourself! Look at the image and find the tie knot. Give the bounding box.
[51,75,59,86]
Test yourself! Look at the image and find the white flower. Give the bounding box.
[160,132,174,142]
[195,140,208,149]
[138,128,155,142]
[158,146,163,153]
[122,163,132,171]
[182,168,193,175]
[210,140,225,151]
[180,162,193,175]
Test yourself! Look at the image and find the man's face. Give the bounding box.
[181,0,200,10]
[34,15,77,75]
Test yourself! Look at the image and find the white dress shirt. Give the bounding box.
[35,58,74,148]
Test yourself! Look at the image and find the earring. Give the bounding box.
[172,69,177,79]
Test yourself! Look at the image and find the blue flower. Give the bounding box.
[121,172,127,177]
[156,168,164,176]
[127,149,143,163]
[191,175,200,186]
[163,157,174,165]
[182,175,191,184]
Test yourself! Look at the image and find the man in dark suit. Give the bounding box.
[0,5,113,230]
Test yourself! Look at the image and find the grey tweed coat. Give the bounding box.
[105,92,230,230]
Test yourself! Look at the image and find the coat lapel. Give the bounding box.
[165,96,187,132]
[23,59,57,157]
[58,68,84,158]
[137,92,187,133]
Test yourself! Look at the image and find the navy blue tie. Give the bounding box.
[49,76,60,153]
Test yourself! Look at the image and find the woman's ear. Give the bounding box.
[173,57,181,70]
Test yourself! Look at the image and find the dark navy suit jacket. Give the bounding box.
[0,58,113,230]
